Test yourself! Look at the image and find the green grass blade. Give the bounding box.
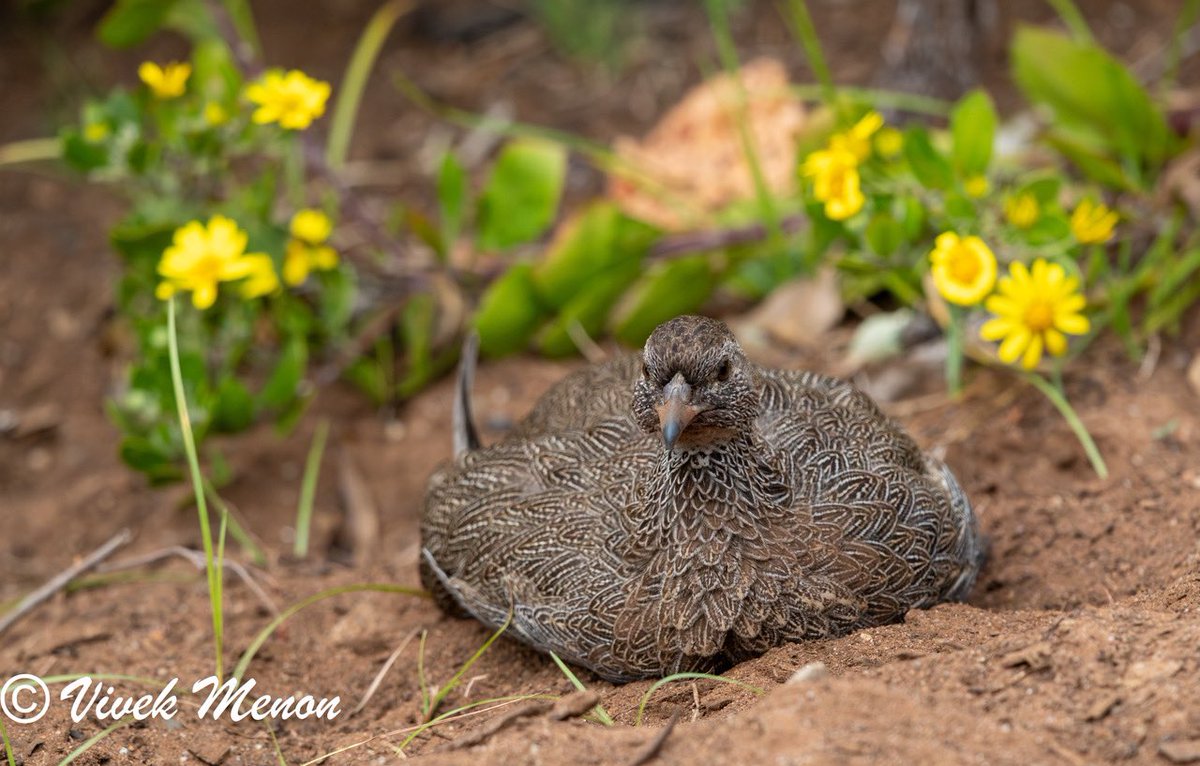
[1024,372,1108,479]
[706,0,780,238]
[548,651,614,726]
[789,84,950,116]
[167,298,223,681]
[267,724,288,766]
[0,716,15,766]
[233,583,428,681]
[389,72,706,226]
[56,718,134,766]
[417,629,430,716]
[425,610,513,720]
[0,137,60,166]
[203,480,268,566]
[1164,0,1200,93]
[781,0,836,107]
[326,0,411,168]
[398,693,558,751]
[293,419,330,558]
[635,672,763,726]
[1045,0,1095,44]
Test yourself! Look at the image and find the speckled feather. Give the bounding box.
[420,316,983,682]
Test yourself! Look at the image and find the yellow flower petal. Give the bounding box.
[1044,328,1067,356]
[980,317,1013,341]
[284,241,310,286]
[1020,333,1043,369]
[244,69,331,131]
[192,282,218,310]
[1055,313,1090,335]
[997,327,1031,365]
[290,209,333,244]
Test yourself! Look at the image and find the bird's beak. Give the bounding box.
[656,372,702,450]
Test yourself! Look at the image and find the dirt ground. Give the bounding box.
[3,1,1200,764]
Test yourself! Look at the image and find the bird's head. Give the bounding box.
[632,315,760,451]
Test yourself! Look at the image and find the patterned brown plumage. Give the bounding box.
[420,315,983,682]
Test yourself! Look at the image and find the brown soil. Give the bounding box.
[3,1,1200,765]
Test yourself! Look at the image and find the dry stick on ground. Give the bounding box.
[351,628,420,716]
[439,691,601,752]
[97,546,280,616]
[626,710,683,766]
[0,528,133,636]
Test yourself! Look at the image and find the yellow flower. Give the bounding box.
[964,174,990,198]
[239,254,281,298]
[156,215,264,310]
[283,240,338,286]
[138,61,191,99]
[802,147,865,221]
[1070,200,1118,244]
[245,69,331,130]
[290,209,333,245]
[829,111,884,162]
[1004,193,1039,229]
[203,102,230,126]
[875,126,904,159]
[980,259,1089,370]
[929,232,997,306]
[83,121,110,142]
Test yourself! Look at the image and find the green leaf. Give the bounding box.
[119,435,182,483]
[60,132,109,172]
[611,255,716,346]
[535,265,640,357]
[190,38,242,104]
[532,202,658,309]
[1022,213,1072,246]
[477,138,566,251]
[97,0,179,47]
[1044,132,1138,190]
[950,89,996,176]
[1018,173,1063,207]
[436,151,469,256]
[865,213,904,257]
[397,294,436,397]
[898,196,926,242]
[472,263,547,357]
[902,126,953,190]
[1012,26,1172,176]
[212,376,255,432]
[258,336,307,410]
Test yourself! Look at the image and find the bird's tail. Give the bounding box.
[453,331,482,457]
[932,459,987,602]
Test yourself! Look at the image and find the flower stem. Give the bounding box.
[167,299,225,679]
[946,306,964,397]
[1023,372,1108,479]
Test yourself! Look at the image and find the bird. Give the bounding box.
[420,315,983,682]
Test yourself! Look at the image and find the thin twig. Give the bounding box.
[566,321,608,364]
[0,529,132,636]
[626,710,682,766]
[352,629,419,716]
[441,701,552,751]
[97,546,279,616]
[650,213,806,258]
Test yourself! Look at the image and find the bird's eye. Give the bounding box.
[716,359,731,382]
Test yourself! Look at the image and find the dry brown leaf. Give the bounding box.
[607,58,804,231]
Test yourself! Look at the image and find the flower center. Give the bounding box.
[1024,300,1054,331]
[948,248,981,285]
[193,251,226,282]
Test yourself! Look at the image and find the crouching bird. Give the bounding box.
[420,315,983,682]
